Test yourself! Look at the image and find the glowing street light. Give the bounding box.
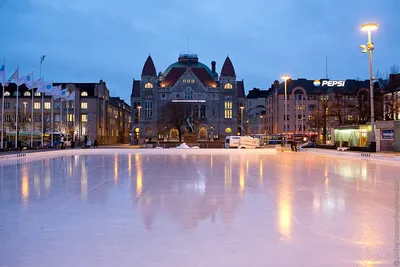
[280,75,291,144]
[240,105,245,135]
[360,23,378,151]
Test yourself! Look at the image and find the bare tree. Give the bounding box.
[376,64,400,120]
[4,109,31,142]
[158,102,191,143]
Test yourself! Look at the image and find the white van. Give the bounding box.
[225,136,260,149]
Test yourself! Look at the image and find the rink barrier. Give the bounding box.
[0,148,279,163]
[304,148,400,163]
[0,152,27,160]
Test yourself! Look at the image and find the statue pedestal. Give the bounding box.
[183,133,197,144]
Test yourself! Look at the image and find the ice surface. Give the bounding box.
[0,150,398,267]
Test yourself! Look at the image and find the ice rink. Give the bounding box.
[0,150,398,267]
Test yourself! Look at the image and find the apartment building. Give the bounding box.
[0,80,131,146]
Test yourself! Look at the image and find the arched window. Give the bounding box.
[35,92,41,96]
[4,91,10,96]
[81,91,88,96]
[23,91,31,96]
[193,105,199,119]
[144,82,153,89]
[224,83,233,89]
[225,127,232,133]
[200,105,206,119]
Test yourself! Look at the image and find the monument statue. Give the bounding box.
[186,117,194,133]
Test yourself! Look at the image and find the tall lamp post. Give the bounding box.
[137,105,141,144]
[240,105,244,136]
[360,23,378,152]
[280,75,291,145]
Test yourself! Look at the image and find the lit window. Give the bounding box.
[308,115,314,121]
[225,127,232,133]
[35,92,41,96]
[44,102,51,109]
[81,91,88,96]
[24,91,31,96]
[81,114,88,122]
[68,114,74,122]
[81,102,88,109]
[224,83,233,89]
[144,82,153,89]
[224,101,232,119]
[4,91,10,96]
[82,126,87,135]
[183,79,186,83]
[347,115,353,121]
[34,102,41,109]
[191,79,195,83]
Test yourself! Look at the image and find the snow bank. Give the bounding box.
[191,146,200,149]
[176,143,191,149]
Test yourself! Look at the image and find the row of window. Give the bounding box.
[3,91,89,97]
[3,102,89,109]
[143,82,234,90]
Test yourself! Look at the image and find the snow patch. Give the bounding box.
[176,143,191,149]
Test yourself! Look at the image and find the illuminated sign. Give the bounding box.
[172,99,206,103]
[314,80,346,87]
[382,129,394,140]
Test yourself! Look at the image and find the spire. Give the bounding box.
[141,55,156,76]
[221,56,236,77]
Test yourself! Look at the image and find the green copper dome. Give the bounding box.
[164,54,215,77]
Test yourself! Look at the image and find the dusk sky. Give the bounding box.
[1,0,399,102]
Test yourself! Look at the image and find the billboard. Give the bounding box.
[381,129,394,140]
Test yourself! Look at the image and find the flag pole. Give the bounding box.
[66,98,69,142]
[15,65,19,149]
[60,94,63,140]
[40,56,45,147]
[51,93,54,146]
[1,58,5,149]
[30,72,34,148]
[73,93,75,142]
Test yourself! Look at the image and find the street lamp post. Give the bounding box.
[360,23,378,152]
[240,105,244,136]
[137,105,141,124]
[280,75,291,145]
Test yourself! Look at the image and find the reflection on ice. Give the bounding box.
[0,152,397,266]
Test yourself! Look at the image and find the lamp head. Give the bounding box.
[280,75,291,81]
[361,23,378,31]
[360,44,367,53]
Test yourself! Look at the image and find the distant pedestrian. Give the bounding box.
[94,139,98,148]
[60,135,65,150]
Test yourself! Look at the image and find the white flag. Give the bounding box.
[32,78,43,90]
[7,67,19,84]
[60,89,68,100]
[0,59,5,84]
[67,91,75,101]
[38,81,53,93]
[19,72,34,88]
[51,85,62,98]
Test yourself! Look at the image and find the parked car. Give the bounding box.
[300,142,316,148]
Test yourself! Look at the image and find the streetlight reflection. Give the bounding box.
[21,165,29,206]
[136,154,143,197]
